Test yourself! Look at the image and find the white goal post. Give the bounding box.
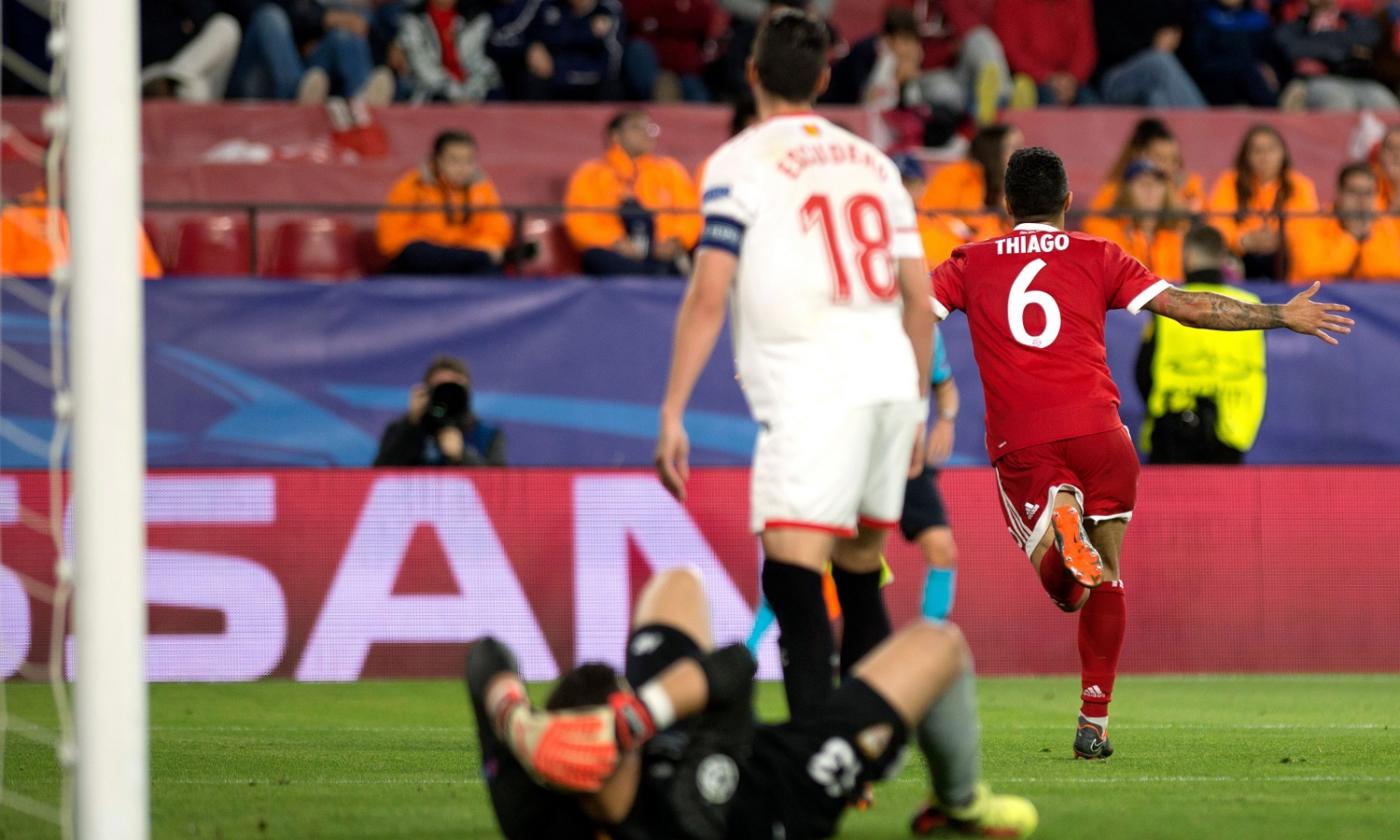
[65,0,149,836]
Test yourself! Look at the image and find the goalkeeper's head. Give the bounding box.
[748,8,831,107]
[547,663,626,710]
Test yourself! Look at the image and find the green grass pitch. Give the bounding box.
[3,675,1398,839]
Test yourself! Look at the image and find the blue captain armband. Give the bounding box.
[698,215,745,255]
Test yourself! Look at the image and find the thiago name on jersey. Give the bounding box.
[996,232,1071,255]
[776,140,891,181]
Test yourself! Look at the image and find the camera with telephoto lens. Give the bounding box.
[421,381,469,434]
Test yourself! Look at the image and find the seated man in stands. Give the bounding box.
[1288,162,1400,283]
[564,110,701,277]
[522,0,626,101]
[376,130,514,276]
[374,354,506,466]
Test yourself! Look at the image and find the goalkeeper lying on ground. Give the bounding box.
[466,567,1037,839]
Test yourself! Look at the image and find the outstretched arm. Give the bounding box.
[1144,281,1354,345]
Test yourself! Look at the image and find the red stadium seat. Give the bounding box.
[353,225,387,276]
[265,217,360,281]
[518,215,580,277]
[170,215,252,277]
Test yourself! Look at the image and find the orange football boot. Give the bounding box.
[1050,505,1103,589]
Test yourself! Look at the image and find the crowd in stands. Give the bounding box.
[6,2,1400,283]
[9,1,1388,116]
[8,108,1397,283]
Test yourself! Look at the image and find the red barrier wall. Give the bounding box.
[3,467,1397,682]
[2,101,1379,207]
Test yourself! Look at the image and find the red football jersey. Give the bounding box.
[931,223,1170,458]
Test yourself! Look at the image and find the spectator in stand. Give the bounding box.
[228,1,395,103]
[623,0,718,101]
[376,130,513,275]
[1091,117,1205,213]
[1082,159,1188,281]
[992,0,1097,107]
[1,186,163,279]
[521,0,625,101]
[827,8,925,109]
[1371,124,1400,212]
[1185,0,1283,107]
[487,0,548,100]
[1288,162,1400,282]
[140,0,244,102]
[918,123,1021,240]
[564,109,701,276]
[397,0,502,102]
[707,0,836,103]
[1275,0,1400,110]
[1091,0,1206,108]
[1375,1,1400,95]
[893,153,972,266]
[374,354,507,467]
[830,4,1010,127]
[896,0,1008,125]
[1207,124,1319,279]
[1135,224,1266,465]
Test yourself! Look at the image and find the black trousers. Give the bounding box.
[386,242,498,276]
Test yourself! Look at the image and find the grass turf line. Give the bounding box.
[2,675,1398,839]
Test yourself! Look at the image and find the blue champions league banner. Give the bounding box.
[1,278,1397,467]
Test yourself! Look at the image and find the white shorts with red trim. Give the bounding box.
[750,397,926,537]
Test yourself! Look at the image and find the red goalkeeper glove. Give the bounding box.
[607,691,658,753]
[488,681,620,792]
[505,705,620,792]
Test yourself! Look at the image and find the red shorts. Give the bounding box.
[991,426,1140,556]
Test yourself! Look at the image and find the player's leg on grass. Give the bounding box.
[761,528,839,722]
[1071,517,1129,758]
[1066,429,1138,757]
[850,623,1037,838]
[831,525,893,677]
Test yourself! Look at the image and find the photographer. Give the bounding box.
[373,355,507,467]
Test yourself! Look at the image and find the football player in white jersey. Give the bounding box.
[655,8,935,726]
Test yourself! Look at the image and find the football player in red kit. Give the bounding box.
[930,147,1353,759]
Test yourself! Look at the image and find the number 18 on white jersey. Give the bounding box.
[698,114,925,410]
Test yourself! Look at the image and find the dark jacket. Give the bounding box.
[141,0,220,65]
[530,0,624,89]
[1275,8,1382,78]
[489,0,547,59]
[1092,0,1191,79]
[374,414,507,467]
[1376,3,1400,90]
[1185,0,1281,105]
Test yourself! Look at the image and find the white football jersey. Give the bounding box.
[699,114,924,410]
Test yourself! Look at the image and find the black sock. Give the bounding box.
[761,559,834,722]
[831,566,892,678]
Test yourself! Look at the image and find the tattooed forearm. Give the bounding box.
[1149,288,1284,331]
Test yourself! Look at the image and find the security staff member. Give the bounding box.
[1136,225,1266,464]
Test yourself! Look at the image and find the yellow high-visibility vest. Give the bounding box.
[1142,283,1267,453]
